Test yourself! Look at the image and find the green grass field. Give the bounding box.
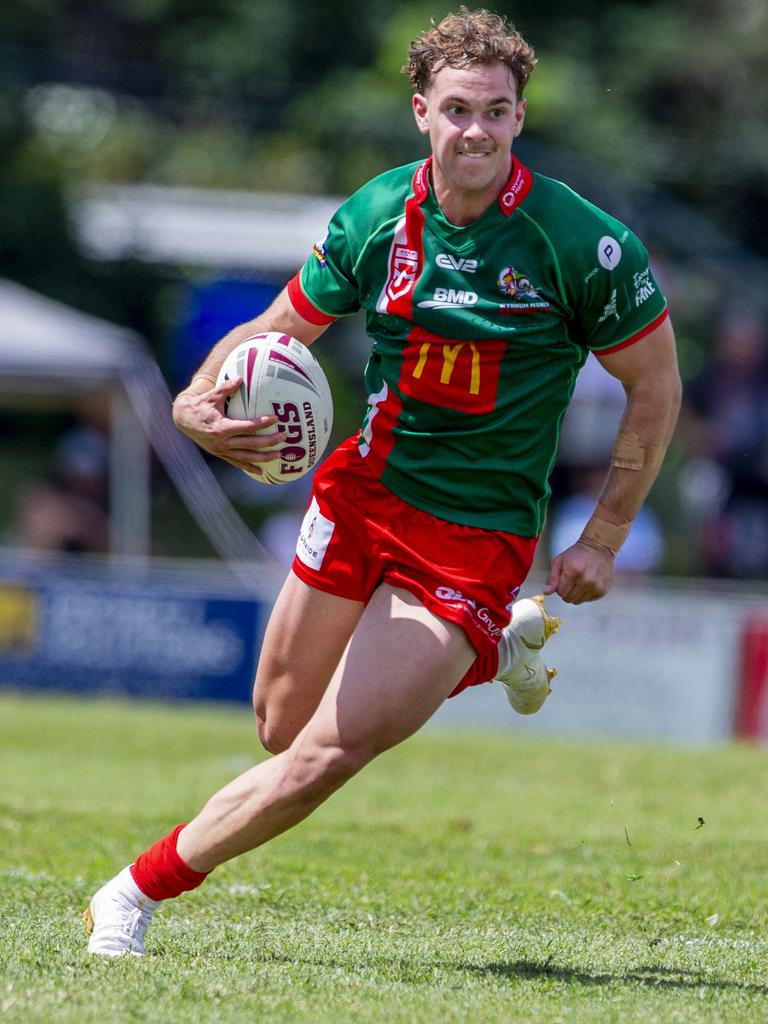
[1,690,767,1023]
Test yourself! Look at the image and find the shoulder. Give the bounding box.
[528,174,643,247]
[334,161,422,223]
[525,172,621,227]
[524,172,646,261]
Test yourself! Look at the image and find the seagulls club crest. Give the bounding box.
[497,266,551,313]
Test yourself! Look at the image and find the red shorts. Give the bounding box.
[291,438,538,696]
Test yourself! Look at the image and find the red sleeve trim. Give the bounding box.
[596,308,670,356]
[286,273,337,326]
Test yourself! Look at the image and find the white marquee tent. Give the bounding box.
[0,277,151,555]
[0,277,268,569]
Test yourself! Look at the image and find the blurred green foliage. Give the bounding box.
[2,0,766,320]
[1,0,767,568]
[2,0,766,231]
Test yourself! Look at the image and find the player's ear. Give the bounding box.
[412,93,430,135]
[512,97,527,138]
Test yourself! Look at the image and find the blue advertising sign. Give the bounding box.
[0,555,271,703]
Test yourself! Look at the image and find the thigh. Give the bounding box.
[302,582,477,758]
[253,571,364,748]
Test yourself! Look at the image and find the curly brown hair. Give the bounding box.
[402,7,537,97]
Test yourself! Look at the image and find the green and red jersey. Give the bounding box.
[287,156,668,536]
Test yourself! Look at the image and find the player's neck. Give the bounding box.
[431,156,512,227]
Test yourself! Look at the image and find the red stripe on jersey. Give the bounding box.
[357,381,404,480]
[597,308,670,355]
[381,160,430,319]
[287,273,337,325]
[399,326,506,415]
[497,155,534,216]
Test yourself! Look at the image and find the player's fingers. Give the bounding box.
[566,574,610,604]
[216,447,281,464]
[213,374,244,395]
[554,571,580,603]
[216,415,281,437]
[543,557,563,595]
[557,564,603,604]
[229,431,285,452]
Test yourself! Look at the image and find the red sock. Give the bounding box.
[130,824,210,901]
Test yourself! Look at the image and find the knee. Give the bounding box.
[254,706,295,755]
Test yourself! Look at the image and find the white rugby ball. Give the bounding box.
[217,333,333,485]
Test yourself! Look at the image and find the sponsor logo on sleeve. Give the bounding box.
[633,268,656,306]
[312,233,329,268]
[598,288,620,324]
[598,236,622,270]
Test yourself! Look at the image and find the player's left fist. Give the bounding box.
[543,538,616,604]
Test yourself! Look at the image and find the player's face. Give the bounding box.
[412,62,526,214]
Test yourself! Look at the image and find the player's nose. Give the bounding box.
[463,119,488,141]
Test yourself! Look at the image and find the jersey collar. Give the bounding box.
[415,154,534,217]
[497,155,534,216]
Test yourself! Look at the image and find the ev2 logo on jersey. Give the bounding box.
[435,253,478,273]
[418,288,478,309]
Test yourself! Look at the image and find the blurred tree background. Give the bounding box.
[1,0,767,571]
[2,0,766,333]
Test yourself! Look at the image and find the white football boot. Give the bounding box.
[83,866,161,956]
[495,595,560,715]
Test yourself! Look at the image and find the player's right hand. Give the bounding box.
[171,375,285,473]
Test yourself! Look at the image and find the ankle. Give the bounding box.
[130,824,210,901]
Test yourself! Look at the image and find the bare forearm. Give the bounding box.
[583,374,681,550]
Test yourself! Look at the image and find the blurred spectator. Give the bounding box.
[557,352,626,470]
[679,307,768,577]
[259,507,305,568]
[548,465,665,575]
[9,424,110,554]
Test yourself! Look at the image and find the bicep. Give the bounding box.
[595,317,680,392]
[256,287,332,347]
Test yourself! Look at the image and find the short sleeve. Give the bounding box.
[291,201,361,321]
[569,218,668,353]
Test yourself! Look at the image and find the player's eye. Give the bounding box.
[488,107,507,118]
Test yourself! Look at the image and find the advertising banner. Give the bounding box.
[0,555,270,703]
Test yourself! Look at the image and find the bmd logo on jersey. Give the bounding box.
[418,288,478,309]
